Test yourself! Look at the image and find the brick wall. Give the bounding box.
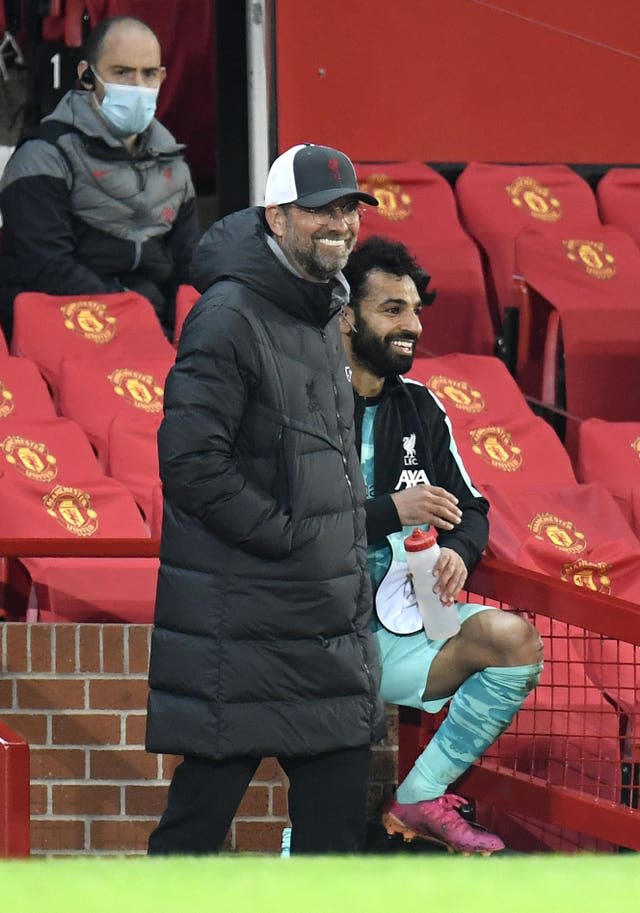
[0,623,398,856]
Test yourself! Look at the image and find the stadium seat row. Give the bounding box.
[354,160,640,437]
[0,291,171,623]
[2,164,640,626]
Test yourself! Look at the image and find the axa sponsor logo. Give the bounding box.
[394,469,429,489]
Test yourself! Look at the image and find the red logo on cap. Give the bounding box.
[328,157,340,184]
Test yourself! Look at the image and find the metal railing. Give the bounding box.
[2,537,640,851]
[399,555,640,851]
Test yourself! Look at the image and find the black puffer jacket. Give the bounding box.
[146,207,385,760]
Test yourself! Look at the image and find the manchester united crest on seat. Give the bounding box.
[427,375,485,413]
[1,435,58,482]
[563,239,616,279]
[505,176,562,222]
[357,174,412,221]
[528,513,586,554]
[108,369,164,412]
[561,559,612,594]
[43,485,99,536]
[61,300,117,343]
[469,426,523,472]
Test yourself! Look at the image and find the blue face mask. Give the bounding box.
[96,76,159,138]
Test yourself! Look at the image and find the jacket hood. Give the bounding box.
[190,207,345,326]
[43,90,185,157]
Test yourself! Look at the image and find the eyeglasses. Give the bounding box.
[292,200,365,226]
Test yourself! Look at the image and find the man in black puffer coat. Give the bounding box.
[146,144,386,855]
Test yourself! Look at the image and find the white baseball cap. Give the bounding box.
[264,143,378,208]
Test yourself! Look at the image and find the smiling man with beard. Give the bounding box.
[146,144,385,856]
[341,236,543,856]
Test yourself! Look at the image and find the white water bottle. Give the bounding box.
[404,528,461,640]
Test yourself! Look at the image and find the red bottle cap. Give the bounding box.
[404,527,437,552]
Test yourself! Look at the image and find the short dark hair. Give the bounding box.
[82,16,160,67]
[343,236,435,310]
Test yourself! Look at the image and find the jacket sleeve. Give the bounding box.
[0,141,122,294]
[158,288,296,559]
[365,494,402,544]
[419,389,489,573]
[165,194,199,286]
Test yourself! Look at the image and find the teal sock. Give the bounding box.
[395,661,543,804]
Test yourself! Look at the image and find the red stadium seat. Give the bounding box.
[576,630,640,718]
[455,162,602,306]
[106,408,161,525]
[513,225,640,430]
[63,0,87,46]
[0,356,57,423]
[407,354,535,430]
[596,167,640,249]
[173,283,200,346]
[0,326,7,356]
[57,353,173,469]
[484,481,640,604]
[406,355,576,498]
[455,162,601,321]
[25,556,158,624]
[0,475,157,623]
[576,419,640,533]
[11,290,174,396]
[453,412,576,495]
[0,417,102,486]
[486,479,640,723]
[40,0,66,42]
[355,161,494,356]
[0,410,157,622]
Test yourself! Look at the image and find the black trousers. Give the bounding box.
[148,745,372,855]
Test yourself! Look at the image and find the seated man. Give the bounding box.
[0,15,198,342]
[341,236,544,855]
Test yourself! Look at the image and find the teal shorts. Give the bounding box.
[375,602,490,715]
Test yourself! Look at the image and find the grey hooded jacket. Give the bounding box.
[0,90,198,338]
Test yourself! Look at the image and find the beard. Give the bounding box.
[351,317,417,377]
[284,227,356,281]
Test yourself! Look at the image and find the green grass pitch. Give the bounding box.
[2,854,639,913]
